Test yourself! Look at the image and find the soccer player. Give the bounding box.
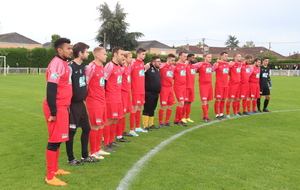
[182,53,196,123]
[142,56,162,131]
[43,38,72,186]
[194,53,213,122]
[85,47,110,159]
[103,46,124,152]
[257,57,272,112]
[66,42,99,166]
[238,54,253,115]
[173,51,188,126]
[130,48,149,133]
[158,53,176,128]
[248,58,261,113]
[225,54,242,118]
[212,52,229,120]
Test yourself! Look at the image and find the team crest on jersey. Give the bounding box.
[139,70,145,76]
[50,73,59,79]
[206,68,212,73]
[180,70,186,76]
[256,73,260,78]
[79,76,86,87]
[262,73,268,78]
[117,76,122,84]
[140,64,143,67]
[191,69,196,74]
[79,69,82,74]
[236,68,241,73]
[62,134,68,139]
[246,68,250,73]
[223,68,229,74]
[166,71,173,77]
[151,68,155,73]
[100,77,105,86]
[104,72,109,76]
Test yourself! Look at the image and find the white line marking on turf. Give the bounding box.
[116,109,300,190]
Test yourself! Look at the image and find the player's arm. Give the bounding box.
[211,62,219,72]
[46,82,58,121]
[85,63,94,85]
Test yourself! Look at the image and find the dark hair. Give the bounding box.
[220,52,228,56]
[54,38,71,50]
[245,54,253,59]
[112,46,123,55]
[254,58,260,63]
[167,53,176,58]
[262,57,269,61]
[178,51,187,56]
[151,56,160,63]
[136,48,146,54]
[72,42,89,58]
[187,53,195,58]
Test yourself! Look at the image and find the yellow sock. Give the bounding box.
[142,115,149,128]
[149,116,154,126]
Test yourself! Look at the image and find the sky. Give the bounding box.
[1,0,300,56]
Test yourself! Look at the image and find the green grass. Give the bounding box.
[0,74,299,190]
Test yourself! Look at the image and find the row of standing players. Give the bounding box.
[43,38,271,186]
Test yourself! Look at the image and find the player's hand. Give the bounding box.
[145,63,150,70]
[260,91,262,94]
[269,87,272,90]
[48,116,56,122]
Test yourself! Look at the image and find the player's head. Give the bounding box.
[187,53,196,64]
[178,51,187,63]
[234,54,242,62]
[253,58,261,67]
[167,53,176,65]
[244,54,253,65]
[136,48,146,60]
[124,51,133,65]
[73,42,90,60]
[220,52,228,62]
[151,56,161,68]
[204,53,212,63]
[54,38,72,60]
[112,46,124,64]
[93,47,107,63]
[262,57,269,66]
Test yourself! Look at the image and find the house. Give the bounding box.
[176,44,203,57]
[0,32,42,49]
[287,53,300,59]
[137,40,176,55]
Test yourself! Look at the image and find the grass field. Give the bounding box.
[0,74,300,190]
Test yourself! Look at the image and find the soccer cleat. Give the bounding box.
[164,122,172,127]
[219,115,224,119]
[68,158,84,166]
[242,111,250,115]
[181,118,187,123]
[173,121,179,125]
[237,112,242,116]
[215,116,221,120]
[178,121,188,127]
[263,108,271,112]
[205,118,211,123]
[116,137,131,142]
[225,115,231,119]
[45,177,67,186]
[90,152,104,160]
[158,124,165,128]
[186,118,194,122]
[129,130,139,136]
[144,127,152,131]
[233,114,241,117]
[252,111,259,114]
[110,142,123,147]
[248,111,253,115]
[81,156,100,162]
[122,132,133,137]
[202,117,206,120]
[135,128,148,133]
[257,109,262,113]
[54,169,71,175]
[104,145,116,152]
[149,125,160,129]
[97,149,111,155]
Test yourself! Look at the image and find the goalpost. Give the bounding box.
[0,56,7,76]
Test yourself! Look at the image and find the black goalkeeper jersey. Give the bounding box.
[260,65,271,88]
[69,61,87,103]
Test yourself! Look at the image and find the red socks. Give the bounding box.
[165,108,172,123]
[109,124,117,144]
[159,109,164,124]
[46,149,57,180]
[175,106,183,122]
[96,129,103,152]
[103,125,110,146]
[202,104,208,118]
[130,112,135,130]
[135,111,141,128]
[226,101,231,115]
[214,101,220,115]
[89,129,98,154]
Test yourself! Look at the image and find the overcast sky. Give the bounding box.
[1,0,299,56]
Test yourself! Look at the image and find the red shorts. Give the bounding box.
[199,83,213,101]
[228,83,239,99]
[214,86,228,99]
[249,82,260,99]
[160,86,175,106]
[122,90,132,113]
[43,102,69,143]
[87,107,107,126]
[106,103,123,119]
[185,88,195,102]
[174,85,186,102]
[132,94,145,105]
[238,83,249,99]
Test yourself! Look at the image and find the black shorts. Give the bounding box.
[261,87,270,96]
[69,101,90,130]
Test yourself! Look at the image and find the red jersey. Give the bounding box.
[173,62,187,86]
[185,63,196,88]
[104,61,122,103]
[194,62,212,84]
[228,61,242,85]
[249,65,260,83]
[212,62,229,87]
[240,62,251,84]
[85,62,106,108]
[44,56,72,107]
[160,63,175,87]
[121,64,131,92]
[130,59,145,95]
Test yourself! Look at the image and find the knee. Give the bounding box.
[46,142,61,151]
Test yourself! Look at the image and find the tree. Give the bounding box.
[196,41,202,48]
[225,35,239,48]
[257,51,277,64]
[51,34,61,48]
[242,41,255,48]
[96,2,144,51]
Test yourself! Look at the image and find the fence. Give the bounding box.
[270,69,300,76]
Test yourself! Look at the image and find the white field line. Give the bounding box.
[116,109,300,190]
